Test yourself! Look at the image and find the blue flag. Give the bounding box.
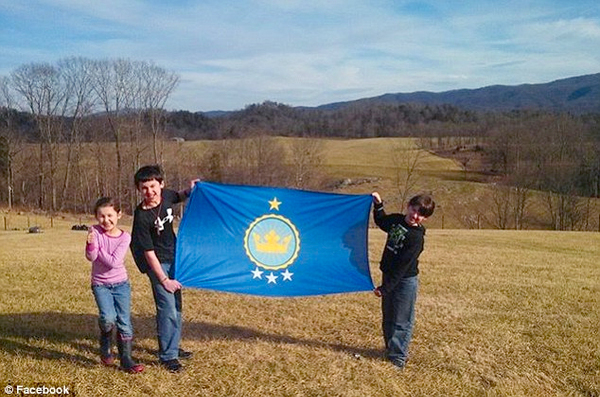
[175,182,374,297]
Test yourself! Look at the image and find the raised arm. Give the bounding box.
[372,192,393,232]
[178,178,201,201]
[85,228,98,262]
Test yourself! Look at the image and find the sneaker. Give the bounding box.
[178,349,193,359]
[160,359,183,373]
[390,358,406,370]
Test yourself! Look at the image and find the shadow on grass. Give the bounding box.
[0,313,100,367]
[0,312,382,366]
[183,321,383,360]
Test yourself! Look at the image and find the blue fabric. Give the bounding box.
[175,182,374,297]
[92,281,133,338]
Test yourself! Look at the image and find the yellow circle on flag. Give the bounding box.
[244,214,300,270]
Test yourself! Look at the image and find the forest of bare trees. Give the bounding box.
[0,57,180,214]
[1,58,599,230]
[486,114,600,230]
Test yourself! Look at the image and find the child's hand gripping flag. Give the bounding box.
[175,182,374,297]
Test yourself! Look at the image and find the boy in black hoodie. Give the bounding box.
[372,192,435,369]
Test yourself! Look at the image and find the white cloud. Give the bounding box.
[1,0,598,110]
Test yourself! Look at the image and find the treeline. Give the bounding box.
[0,58,327,214]
[485,113,600,230]
[166,100,483,140]
[1,57,600,230]
[170,103,600,230]
[3,100,485,141]
[0,57,180,214]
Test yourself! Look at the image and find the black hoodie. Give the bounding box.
[373,202,426,295]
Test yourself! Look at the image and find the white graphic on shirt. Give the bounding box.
[154,208,174,233]
[386,223,408,254]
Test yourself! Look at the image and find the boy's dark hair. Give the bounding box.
[408,194,435,217]
[94,196,121,215]
[134,165,164,187]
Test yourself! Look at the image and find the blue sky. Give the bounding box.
[1,0,599,112]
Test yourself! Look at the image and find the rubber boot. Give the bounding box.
[100,327,115,365]
[117,334,145,373]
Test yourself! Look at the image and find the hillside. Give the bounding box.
[169,74,600,140]
[316,73,600,114]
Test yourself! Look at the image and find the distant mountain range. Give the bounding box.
[315,73,600,114]
[206,73,599,116]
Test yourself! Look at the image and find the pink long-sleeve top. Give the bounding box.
[85,225,131,286]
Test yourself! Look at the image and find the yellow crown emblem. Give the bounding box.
[253,230,291,253]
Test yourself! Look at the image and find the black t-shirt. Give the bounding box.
[130,189,183,273]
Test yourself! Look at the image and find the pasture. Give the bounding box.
[1,221,598,396]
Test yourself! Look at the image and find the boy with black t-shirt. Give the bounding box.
[371,192,435,370]
[130,165,198,372]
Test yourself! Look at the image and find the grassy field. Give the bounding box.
[1,223,598,396]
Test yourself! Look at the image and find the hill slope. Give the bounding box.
[317,73,600,114]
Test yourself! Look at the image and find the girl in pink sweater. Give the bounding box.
[85,197,144,373]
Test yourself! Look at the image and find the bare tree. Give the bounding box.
[489,183,511,229]
[512,185,530,230]
[11,63,67,210]
[202,134,289,186]
[91,59,134,205]
[57,57,97,210]
[241,134,288,186]
[392,140,422,208]
[489,178,531,230]
[544,190,586,230]
[139,62,179,163]
[535,116,587,230]
[0,76,25,210]
[288,138,324,189]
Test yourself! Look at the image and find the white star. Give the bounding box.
[281,269,294,281]
[266,272,278,284]
[251,268,264,279]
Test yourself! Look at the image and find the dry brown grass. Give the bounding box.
[1,224,598,396]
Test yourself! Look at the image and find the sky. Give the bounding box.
[1,0,599,112]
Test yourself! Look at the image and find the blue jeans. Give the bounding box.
[92,281,133,338]
[381,276,418,366]
[148,262,182,362]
